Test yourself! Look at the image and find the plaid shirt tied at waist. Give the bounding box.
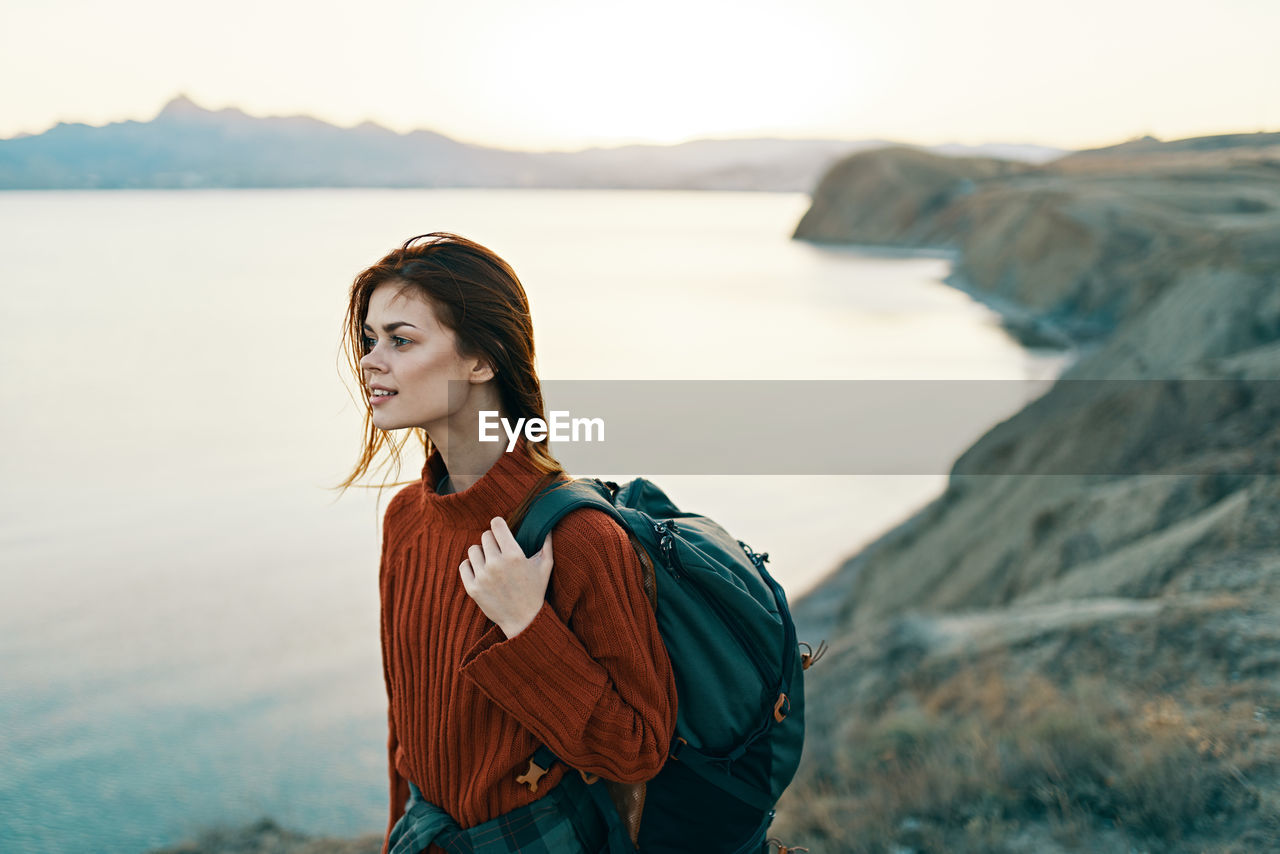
[388,773,610,854]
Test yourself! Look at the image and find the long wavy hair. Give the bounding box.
[335,232,563,495]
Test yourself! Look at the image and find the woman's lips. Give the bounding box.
[370,392,398,406]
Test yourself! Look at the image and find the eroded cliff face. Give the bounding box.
[782,136,1280,852]
[795,139,1280,343]
[794,138,1280,629]
[793,146,1027,246]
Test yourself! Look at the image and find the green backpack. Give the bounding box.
[513,476,820,854]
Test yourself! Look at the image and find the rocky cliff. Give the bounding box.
[796,134,1280,345]
[781,135,1280,852]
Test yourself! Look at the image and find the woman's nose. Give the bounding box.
[360,343,386,373]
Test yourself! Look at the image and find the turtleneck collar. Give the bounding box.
[419,434,552,529]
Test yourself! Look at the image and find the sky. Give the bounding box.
[1,0,1274,151]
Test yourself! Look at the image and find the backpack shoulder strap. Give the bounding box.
[511,483,648,852]
[512,478,627,557]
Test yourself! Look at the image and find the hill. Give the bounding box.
[781,133,1280,852]
[0,95,1065,191]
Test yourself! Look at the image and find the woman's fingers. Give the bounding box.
[490,517,520,553]
[535,530,554,570]
[480,529,499,563]
[458,523,554,638]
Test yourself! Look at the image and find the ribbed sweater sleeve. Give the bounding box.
[458,507,677,783]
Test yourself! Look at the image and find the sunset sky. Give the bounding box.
[2,0,1274,151]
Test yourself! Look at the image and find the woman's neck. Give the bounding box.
[431,435,508,494]
[426,384,509,493]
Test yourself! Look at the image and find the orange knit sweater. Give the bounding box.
[378,435,677,853]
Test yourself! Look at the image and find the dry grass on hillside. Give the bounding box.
[773,666,1280,853]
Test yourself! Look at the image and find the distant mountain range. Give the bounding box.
[0,95,1069,191]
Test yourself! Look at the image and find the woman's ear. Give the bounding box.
[468,356,496,384]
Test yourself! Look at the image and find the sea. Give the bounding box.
[0,188,1071,852]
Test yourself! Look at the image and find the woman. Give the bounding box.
[339,233,677,853]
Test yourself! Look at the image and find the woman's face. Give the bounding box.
[360,280,493,434]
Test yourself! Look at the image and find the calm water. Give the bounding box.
[0,189,1070,852]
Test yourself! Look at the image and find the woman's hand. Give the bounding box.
[459,517,553,638]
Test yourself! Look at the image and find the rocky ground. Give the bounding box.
[149,819,380,854]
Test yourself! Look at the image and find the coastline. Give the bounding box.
[777,142,1280,850]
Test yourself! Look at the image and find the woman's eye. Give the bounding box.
[361,335,411,353]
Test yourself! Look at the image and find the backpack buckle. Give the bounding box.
[516,757,549,793]
[773,693,790,723]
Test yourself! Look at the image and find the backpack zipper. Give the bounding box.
[653,522,780,720]
[660,528,774,686]
[653,520,682,578]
